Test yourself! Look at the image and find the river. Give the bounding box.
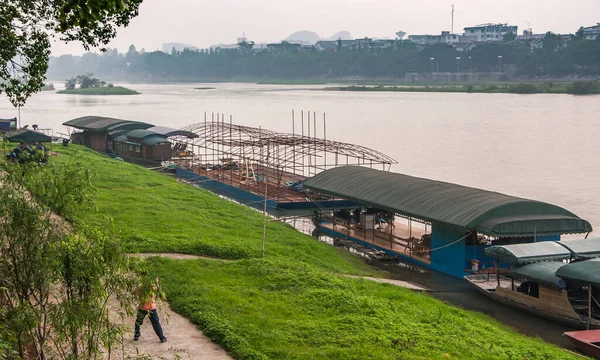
[2,82,599,348]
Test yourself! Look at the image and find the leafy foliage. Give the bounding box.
[566,80,600,94]
[0,160,141,359]
[0,0,142,107]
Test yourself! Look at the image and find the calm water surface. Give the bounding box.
[2,82,598,231]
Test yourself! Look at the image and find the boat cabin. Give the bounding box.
[303,166,593,278]
[466,239,600,328]
[64,116,153,153]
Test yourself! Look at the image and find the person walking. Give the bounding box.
[134,276,167,343]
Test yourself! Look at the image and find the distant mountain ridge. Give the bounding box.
[284,30,352,45]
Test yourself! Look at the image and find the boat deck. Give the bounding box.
[321,220,431,264]
[177,162,312,203]
[466,274,521,291]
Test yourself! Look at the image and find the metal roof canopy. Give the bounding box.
[147,126,198,139]
[510,261,567,288]
[63,116,153,132]
[4,128,52,143]
[142,135,170,146]
[114,130,170,146]
[560,238,600,259]
[556,258,600,285]
[486,238,600,265]
[303,166,592,237]
[125,129,162,139]
[486,242,571,265]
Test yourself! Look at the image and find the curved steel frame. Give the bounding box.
[173,115,396,177]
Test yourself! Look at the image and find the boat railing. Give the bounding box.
[330,216,430,261]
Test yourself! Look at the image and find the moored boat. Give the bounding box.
[564,330,600,359]
[466,240,600,329]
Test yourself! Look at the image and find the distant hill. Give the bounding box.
[324,31,352,41]
[285,31,320,45]
[162,43,199,53]
[284,30,353,45]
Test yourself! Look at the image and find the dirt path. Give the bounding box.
[131,253,230,261]
[111,302,232,360]
[345,275,431,292]
[111,253,233,359]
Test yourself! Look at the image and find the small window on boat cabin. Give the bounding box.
[128,144,133,152]
[517,281,539,298]
[135,146,140,153]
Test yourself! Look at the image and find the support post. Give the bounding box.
[262,173,268,259]
[589,284,593,327]
[292,110,296,179]
[496,261,500,287]
[323,113,327,170]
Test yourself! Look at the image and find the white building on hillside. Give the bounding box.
[583,23,600,40]
[461,23,518,42]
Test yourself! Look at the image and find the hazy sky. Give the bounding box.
[51,0,600,55]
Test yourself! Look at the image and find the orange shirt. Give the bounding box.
[137,285,157,311]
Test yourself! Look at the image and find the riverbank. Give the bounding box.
[56,86,139,95]
[49,145,582,360]
[325,81,600,95]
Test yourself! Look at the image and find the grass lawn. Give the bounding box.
[150,257,581,360]
[51,145,584,360]
[56,86,139,95]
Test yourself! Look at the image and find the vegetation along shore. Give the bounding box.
[45,145,583,360]
[326,80,600,95]
[56,73,139,95]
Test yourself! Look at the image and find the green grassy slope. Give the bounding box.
[150,257,581,360]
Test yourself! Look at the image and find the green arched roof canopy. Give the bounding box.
[63,116,153,132]
[556,258,600,285]
[303,167,592,237]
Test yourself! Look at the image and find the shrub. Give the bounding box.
[508,83,538,94]
[107,83,114,88]
[566,81,600,95]
[467,85,474,93]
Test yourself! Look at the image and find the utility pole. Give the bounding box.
[451,5,455,35]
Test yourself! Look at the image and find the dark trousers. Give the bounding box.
[134,309,165,340]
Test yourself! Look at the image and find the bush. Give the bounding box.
[508,83,539,94]
[107,83,114,88]
[466,85,474,93]
[566,81,600,95]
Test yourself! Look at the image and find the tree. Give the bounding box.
[542,32,561,53]
[0,0,143,107]
[77,73,102,88]
[575,26,586,40]
[128,44,137,55]
[64,77,77,90]
[503,32,517,42]
[0,162,141,359]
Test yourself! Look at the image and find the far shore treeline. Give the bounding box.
[47,33,600,82]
